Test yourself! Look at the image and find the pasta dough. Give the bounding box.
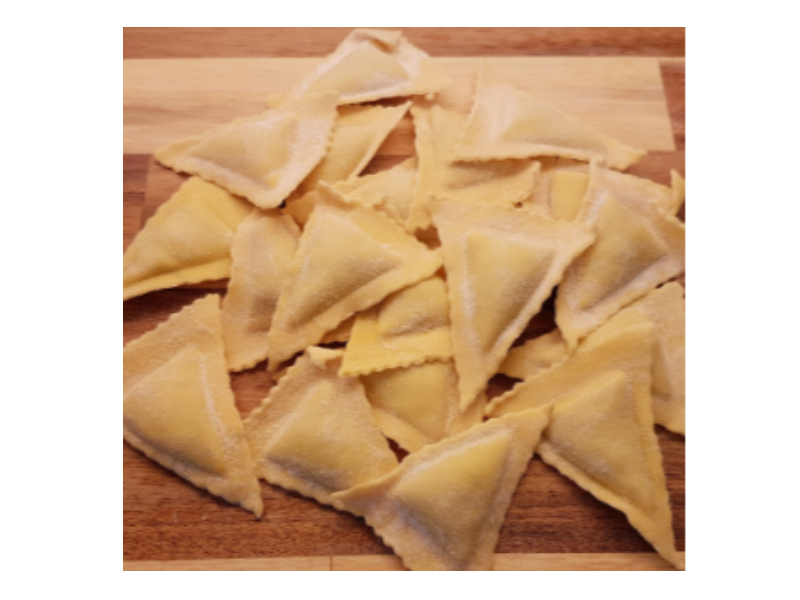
[407,103,539,232]
[430,197,595,410]
[220,209,301,372]
[123,177,252,301]
[331,408,551,571]
[244,347,398,508]
[556,162,686,348]
[267,184,442,370]
[453,63,646,170]
[156,92,339,209]
[281,29,451,106]
[123,295,263,518]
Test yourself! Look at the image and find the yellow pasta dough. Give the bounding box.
[430,197,595,410]
[486,323,683,570]
[498,329,571,381]
[407,103,539,232]
[123,177,252,301]
[331,408,550,571]
[453,63,646,170]
[267,184,442,370]
[340,274,453,377]
[123,295,263,518]
[333,158,418,227]
[289,102,411,199]
[156,92,339,209]
[362,359,487,454]
[244,347,399,508]
[281,29,451,106]
[220,209,301,372]
[556,163,686,348]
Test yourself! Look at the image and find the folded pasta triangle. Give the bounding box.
[430,198,595,410]
[244,347,398,507]
[155,92,339,209]
[452,63,645,171]
[123,295,263,518]
[525,159,591,221]
[362,359,487,454]
[591,282,686,436]
[220,209,301,372]
[556,163,686,348]
[334,158,418,227]
[291,102,411,199]
[331,409,550,571]
[407,104,539,232]
[123,177,252,301]
[281,29,451,106]
[540,369,683,569]
[498,329,570,381]
[486,324,683,570]
[267,184,442,369]
[340,274,453,376]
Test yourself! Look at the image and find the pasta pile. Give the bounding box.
[123,29,686,571]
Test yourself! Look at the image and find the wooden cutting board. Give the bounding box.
[123,37,686,571]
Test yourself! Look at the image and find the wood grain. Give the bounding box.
[660,59,687,152]
[124,57,675,155]
[123,29,685,570]
[124,28,685,59]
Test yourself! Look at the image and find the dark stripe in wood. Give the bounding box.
[124,154,150,195]
[660,60,686,152]
[124,28,685,60]
[143,157,189,224]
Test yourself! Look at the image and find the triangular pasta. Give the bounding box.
[590,282,686,436]
[430,198,595,410]
[362,359,487,454]
[407,104,539,232]
[486,323,683,570]
[331,409,550,571]
[289,102,411,199]
[556,163,686,348]
[452,64,645,170]
[123,295,263,518]
[220,209,301,372]
[281,29,451,106]
[340,274,453,376]
[524,159,591,221]
[334,158,418,227]
[123,177,252,301]
[267,184,442,370]
[498,329,570,381]
[155,92,339,209]
[244,347,398,507]
[538,366,684,570]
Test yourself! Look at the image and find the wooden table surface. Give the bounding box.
[123,27,686,571]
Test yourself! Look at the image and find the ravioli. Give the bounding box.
[244,347,398,507]
[452,63,646,170]
[498,329,571,381]
[281,29,451,106]
[586,162,686,218]
[589,283,686,436]
[556,163,686,348]
[340,274,453,377]
[332,408,549,570]
[289,102,411,199]
[123,295,263,518]
[267,184,443,370]
[220,209,301,372]
[430,197,595,410]
[362,360,487,454]
[524,159,591,221]
[334,158,418,227]
[406,104,539,232]
[123,177,252,301]
[156,92,339,209]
